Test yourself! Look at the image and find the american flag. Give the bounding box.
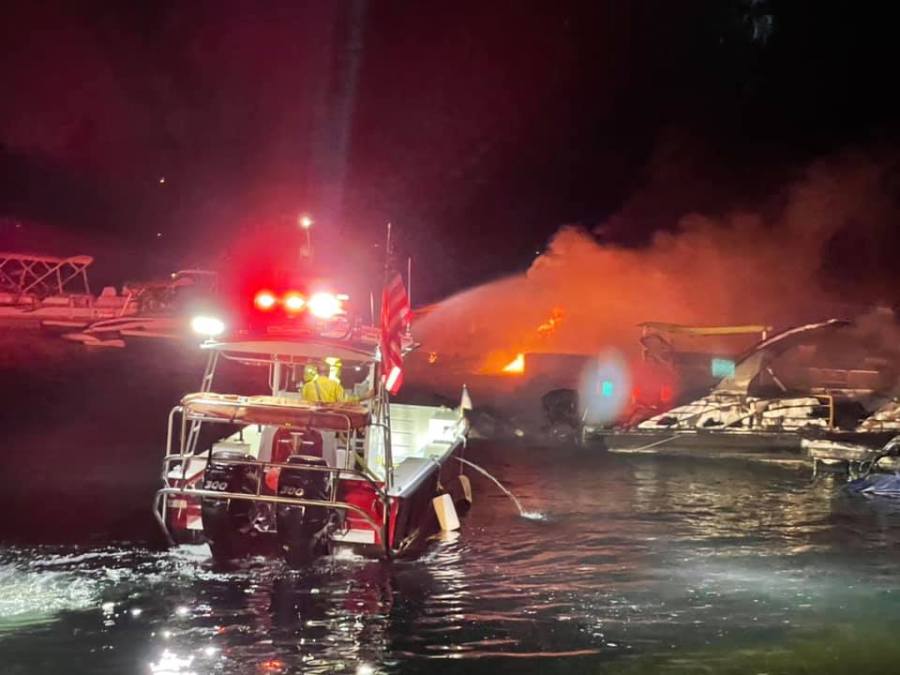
[380,269,410,394]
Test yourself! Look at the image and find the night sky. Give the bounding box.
[2,1,899,301]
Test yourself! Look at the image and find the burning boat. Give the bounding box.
[153,283,472,564]
[586,318,900,459]
[440,322,770,443]
[634,322,772,409]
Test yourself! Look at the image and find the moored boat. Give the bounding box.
[60,269,218,346]
[805,399,900,476]
[585,318,900,460]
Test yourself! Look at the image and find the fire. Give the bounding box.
[481,309,563,374]
[536,307,564,337]
[501,353,525,374]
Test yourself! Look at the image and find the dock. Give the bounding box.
[586,428,900,478]
[805,439,900,478]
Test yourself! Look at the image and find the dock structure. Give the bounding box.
[586,429,900,478]
[806,437,900,478]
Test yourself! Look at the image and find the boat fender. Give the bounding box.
[433,493,460,532]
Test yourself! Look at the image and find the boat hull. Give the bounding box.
[387,442,469,556]
[587,428,897,462]
[162,439,469,560]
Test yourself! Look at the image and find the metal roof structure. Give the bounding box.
[0,252,94,299]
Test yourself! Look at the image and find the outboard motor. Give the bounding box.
[276,454,334,566]
[200,448,259,561]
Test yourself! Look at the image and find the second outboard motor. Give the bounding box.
[276,454,333,566]
[201,448,259,561]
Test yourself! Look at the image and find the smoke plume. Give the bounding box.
[413,152,900,373]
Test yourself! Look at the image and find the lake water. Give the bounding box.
[3,333,900,674]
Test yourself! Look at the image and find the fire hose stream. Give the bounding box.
[454,456,545,521]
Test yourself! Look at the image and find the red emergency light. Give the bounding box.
[254,290,277,311]
[251,288,346,320]
[283,292,305,313]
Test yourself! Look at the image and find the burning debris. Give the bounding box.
[536,307,565,338]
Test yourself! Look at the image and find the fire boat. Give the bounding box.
[153,283,472,564]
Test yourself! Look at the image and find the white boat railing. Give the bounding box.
[155,399,394,554]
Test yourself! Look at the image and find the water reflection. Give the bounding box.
[148,649,199,674]
[4,445,900,673]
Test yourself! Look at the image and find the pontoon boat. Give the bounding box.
[0,252,132,326]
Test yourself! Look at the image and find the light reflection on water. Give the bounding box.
[3,446,900,673]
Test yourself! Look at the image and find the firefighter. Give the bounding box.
[301,362,345,403]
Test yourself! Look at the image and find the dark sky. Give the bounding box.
[2,1,899,300]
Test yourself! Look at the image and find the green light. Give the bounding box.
[711,358,736,378]
[601,380,614,397]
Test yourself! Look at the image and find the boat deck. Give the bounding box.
[805,440,900,475]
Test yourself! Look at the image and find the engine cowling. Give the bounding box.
[276,454,333,566]
[200,448,259,561]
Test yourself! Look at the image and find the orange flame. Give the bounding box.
[501,353,525,374]
[536,307,565,337]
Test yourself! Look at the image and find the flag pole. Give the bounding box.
[384,222,393,279]
[378,221,394,491]
[379,221,392,326]
[406,256,412,337]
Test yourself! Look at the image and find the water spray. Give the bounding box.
[454,457,545,520]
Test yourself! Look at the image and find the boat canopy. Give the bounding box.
[639,322,772,337]
[0,252,93,265]
[0,252,94,298]
[202,337,377,363]
[182,392,370,430]
[715,319,850,394]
